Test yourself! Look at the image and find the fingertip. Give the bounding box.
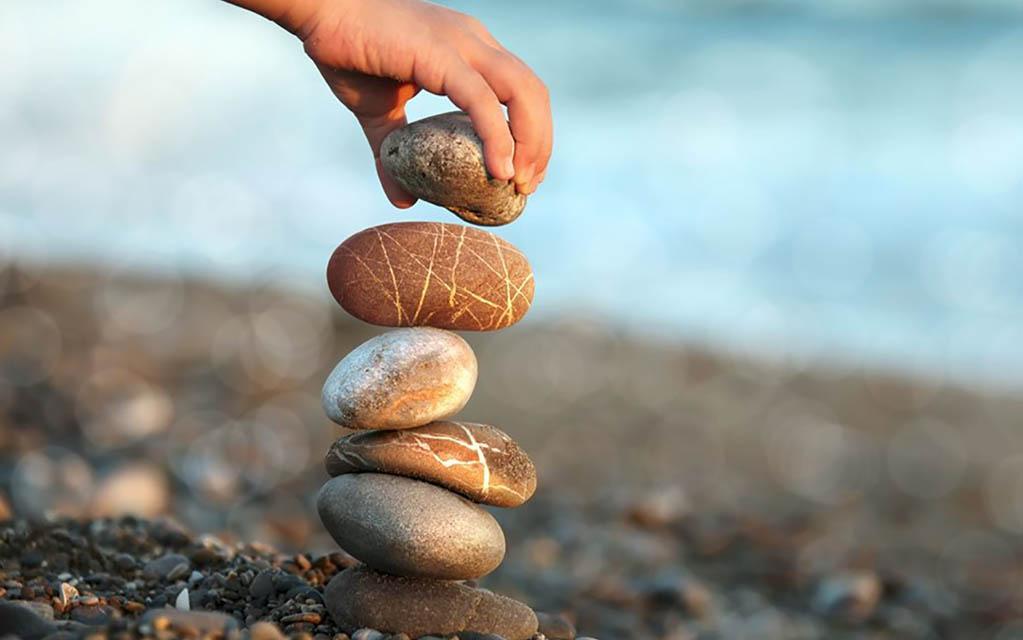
[487,153,515,182]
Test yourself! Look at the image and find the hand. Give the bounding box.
[230,0,553,208]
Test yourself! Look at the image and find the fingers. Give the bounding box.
[430,60,516,181]
[358,109,418,208]
[473,47,552,194]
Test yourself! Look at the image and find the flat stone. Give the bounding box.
[322,328,477,430]
[326,421,536,507]
[317,474,505,580]
[381,111,527,226]
[327,222,534,332]
[325,566,537,640]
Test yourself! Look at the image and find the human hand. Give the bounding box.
[229,0,553,208]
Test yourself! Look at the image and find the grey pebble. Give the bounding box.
[535,613,575,640]
[250,570,274,600]
[352,629,386,640]
[317,474,505,580]
[143,553,190,580]
[380,111,527,227]
[0,601,57,640]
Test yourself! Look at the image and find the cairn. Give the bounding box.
[316,112,541,639]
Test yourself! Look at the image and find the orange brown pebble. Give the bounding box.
[325,421,537,508]
[327,222,534,331]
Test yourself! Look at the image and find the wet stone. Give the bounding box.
[322,328,477,430]
[325,420,536,508]
[381,111,527,227]
[317,474,505,580]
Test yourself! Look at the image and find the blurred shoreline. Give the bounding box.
[5,262,1023,638]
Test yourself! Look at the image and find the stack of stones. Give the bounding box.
[316,112,541,639]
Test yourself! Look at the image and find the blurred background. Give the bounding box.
[2,1,1023,638]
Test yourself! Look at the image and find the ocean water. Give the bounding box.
[1,1,1022,386]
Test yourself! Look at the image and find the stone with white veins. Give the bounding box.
[322,328,477,430]
[317,473,505,580]
[325,421,536,508]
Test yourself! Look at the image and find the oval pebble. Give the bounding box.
[327,222,534,331]
[325,566,538,640]
[325,420,536,507]
[316,473,505,580]
[322,328,477,430]
[381,111,527,226]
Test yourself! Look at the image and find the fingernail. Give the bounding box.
[502,158,515,181]
[516,166,535,188]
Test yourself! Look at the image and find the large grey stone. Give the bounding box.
[316,473,505,580]
[324,566,537,640]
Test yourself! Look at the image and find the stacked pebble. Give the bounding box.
[316,112,541,640]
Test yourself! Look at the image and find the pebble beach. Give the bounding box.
[4,262,1023,639]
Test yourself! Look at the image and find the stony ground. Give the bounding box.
[4,263,1023,639]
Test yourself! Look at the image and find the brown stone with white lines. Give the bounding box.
[326,222,534,331]
[325,421,537,508]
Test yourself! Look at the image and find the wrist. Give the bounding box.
[225,0,330,39]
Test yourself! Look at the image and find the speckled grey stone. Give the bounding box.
[321,328,477,430]
[380,112,527,226]
[317,474,505,580]
[325,566,538,640]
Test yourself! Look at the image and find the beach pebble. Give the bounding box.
[324,566,538,639]
[322,328,477,430]
[0,601,57,640]
[317,473,505,580]
[536,612,576,640]
[327,222,534,331]
[143,553,190,580]
[812,571,882,624]
[381,111,527,226]
[325,420,536,507]
[140,608,240,634]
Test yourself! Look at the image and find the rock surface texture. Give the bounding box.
[325,566,539,640]
[380,111,527,226]
[317,473,506,580]
[321,328,477,430]
[327,222,534,331]
[325,420,536,508]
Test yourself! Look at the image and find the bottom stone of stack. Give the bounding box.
[325,566,538,640]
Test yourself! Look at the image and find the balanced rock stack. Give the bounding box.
[316,112,541,639]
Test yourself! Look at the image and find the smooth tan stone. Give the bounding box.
[325,421,536,508]
[327,222,534,331]
[325,566,538,640]
[381,111,527,226]
[321,328,477,430]
[316,474,505,580]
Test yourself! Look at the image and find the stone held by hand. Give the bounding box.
[381,111,527,227]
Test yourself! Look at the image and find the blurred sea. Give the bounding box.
[1,0,1022,386]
